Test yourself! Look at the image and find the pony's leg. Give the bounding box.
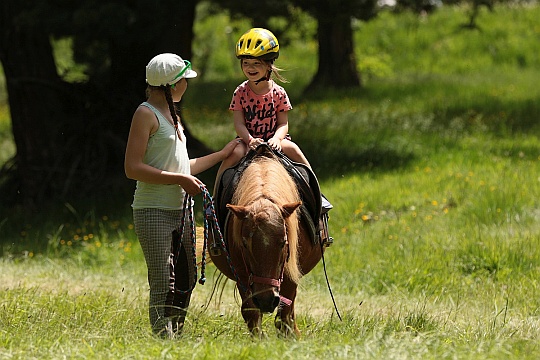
[240,292,263,336]
[275,281,300,337]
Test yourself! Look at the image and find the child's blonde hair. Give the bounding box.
[269,61,289,83]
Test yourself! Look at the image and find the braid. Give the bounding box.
[161,85,178,126]
[159,84,183,141]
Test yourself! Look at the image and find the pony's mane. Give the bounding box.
[232,156,302,283]
[232,157,298,205]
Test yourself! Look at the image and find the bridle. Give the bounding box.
[239,216,293,306]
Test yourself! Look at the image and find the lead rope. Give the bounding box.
[200,185,247,293]
[174,193,202,294]
[175,184,246,295]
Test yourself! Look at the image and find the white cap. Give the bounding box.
[145,53,197,86]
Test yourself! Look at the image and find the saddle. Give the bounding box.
[214,144,332,246]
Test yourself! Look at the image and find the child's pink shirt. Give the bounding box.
[229,80,292,141]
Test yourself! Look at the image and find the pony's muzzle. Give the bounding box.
[252,288,280,313]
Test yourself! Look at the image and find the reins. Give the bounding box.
[320,242,342,321]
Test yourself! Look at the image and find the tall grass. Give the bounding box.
[1,3,540,359]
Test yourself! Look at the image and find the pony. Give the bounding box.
[210,150,325,336]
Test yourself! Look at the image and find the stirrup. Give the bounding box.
[322,236,334,247]
[319,212,333,247]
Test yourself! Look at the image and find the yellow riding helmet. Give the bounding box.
[235,28,279,60]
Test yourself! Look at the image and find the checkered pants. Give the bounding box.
[133,207,196,333]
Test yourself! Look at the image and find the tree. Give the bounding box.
[0,1,72,205]
[0,0,205,207]
[293,0,377,92]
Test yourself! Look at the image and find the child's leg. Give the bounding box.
[281,139,311,169]
[214,141,247,194]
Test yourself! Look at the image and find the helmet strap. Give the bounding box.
[254,69,272,85]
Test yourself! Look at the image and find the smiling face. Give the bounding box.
[241,58,270,82]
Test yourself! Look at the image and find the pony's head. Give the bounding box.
[227,156,303,313]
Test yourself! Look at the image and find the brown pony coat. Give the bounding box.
[230,156,302,284]
[210,151,326,336]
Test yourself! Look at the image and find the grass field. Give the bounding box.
[1,3,540,359]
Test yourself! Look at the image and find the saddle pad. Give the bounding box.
[215,144,322,243]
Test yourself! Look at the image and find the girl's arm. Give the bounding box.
[189,138,241,175]
[268,111,289,151]
[233,110,252,144]
[124,106,204,195]
[233,110,263,149]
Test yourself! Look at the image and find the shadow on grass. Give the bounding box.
[301,77,540,135]
[433,97,540,135]
[304,143,416,181]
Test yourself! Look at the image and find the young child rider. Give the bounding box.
[216,27,311,182]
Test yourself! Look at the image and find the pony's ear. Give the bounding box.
[227,204,249,219]
[281,202,302,218]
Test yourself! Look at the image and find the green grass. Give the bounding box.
[1,3,540,359]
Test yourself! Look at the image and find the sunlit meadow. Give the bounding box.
[1,3,540,359]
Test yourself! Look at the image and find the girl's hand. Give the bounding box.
[178,174,205,196]
[268,136,282,152]
[220,138,242,159]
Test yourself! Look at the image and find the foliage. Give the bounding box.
[0,104,13,167]
[0,0,199,206]
[1,4,540,358]
[211,0,378,90]
[192,2,318,83]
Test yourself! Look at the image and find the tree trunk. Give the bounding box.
[0,1,73,206]
[0,0,211,207]
[305,16,361,93]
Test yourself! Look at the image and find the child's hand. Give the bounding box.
[268,136,282,152]
[249,137,264,150]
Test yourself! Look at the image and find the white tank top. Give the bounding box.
[131,102,190,210]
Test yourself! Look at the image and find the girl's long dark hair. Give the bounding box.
[146,84,183,139]
[160,85,180,129]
